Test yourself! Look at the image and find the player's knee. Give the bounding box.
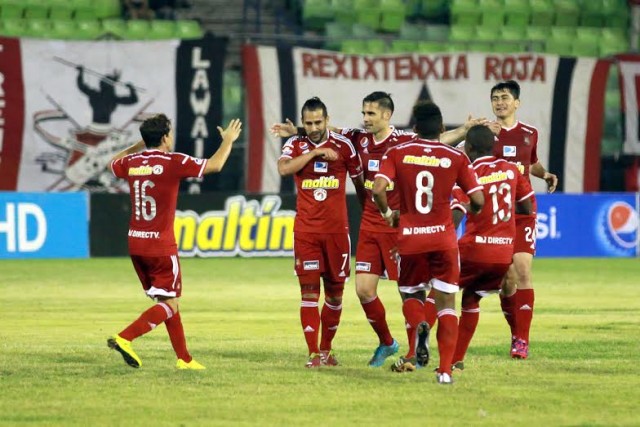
[299,276,321,300]
[324,281,344,304]
[355,279,377,301]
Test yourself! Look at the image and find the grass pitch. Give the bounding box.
[1,257,639,426]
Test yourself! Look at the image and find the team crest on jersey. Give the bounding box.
[440,158,451,168]
[303,260,320,270]
[152,165,164,175]
[503,146,517,157]
[313,188,327,201]
[368,159,380,171]
[314,161,328,173]
[360,137,369,148]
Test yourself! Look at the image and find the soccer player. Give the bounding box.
[278,97,366,368]
[449,125,534,371]
[373,101,484,384]
[271,94,486,368]
[107,114,243,369]
[489,80,558,359]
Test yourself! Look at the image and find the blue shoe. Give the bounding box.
[415,322,430,368]
[368,339,399,367]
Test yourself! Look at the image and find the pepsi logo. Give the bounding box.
[604,201,638,250]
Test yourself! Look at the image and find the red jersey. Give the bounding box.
[376,139,482,254]
[452,156,534,264]
[341,126,415,233]
[111,150,207,256]
[493,121,539,213]
[280,131,363,233]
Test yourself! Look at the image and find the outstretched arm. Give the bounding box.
[277,147,338,176]
[203,119,243,174]
[440,114,489,146]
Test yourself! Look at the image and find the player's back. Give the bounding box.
[111,149,207,255]
[379,138,480,253]
[455,156,534,263]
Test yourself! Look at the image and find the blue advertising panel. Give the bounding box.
[0,192,89,259]
[535,193,639,257]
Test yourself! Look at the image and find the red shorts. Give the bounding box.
[514,215,536,255]
[459,260,510,294]
[130,254,182,298]
[294,232,351,283]
[397,248,460,294]
[355,231,398,280]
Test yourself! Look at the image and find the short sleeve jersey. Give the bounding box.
[280,131,363,233]
[376,139,482,254]
[493,121,539,213]
[111,150,207,256]
[341,126,415,233]
[451,156,534,263]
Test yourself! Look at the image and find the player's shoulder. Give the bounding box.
[517,121,538,135]
[330,130,357,153]
[283,135,310,149]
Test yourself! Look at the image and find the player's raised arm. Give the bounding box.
[270,118,297,138]
[111,140,146,164]
[204,118,243,174]
[440,114,489,146]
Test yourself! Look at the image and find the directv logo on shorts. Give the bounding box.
[596,201,639,256]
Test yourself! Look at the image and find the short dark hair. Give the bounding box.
[412,101,443,139]
[491,80,520,100]
[301,96,328,118]
[363,91,394,113]
[465,125,495,159]
[140,114,171,148]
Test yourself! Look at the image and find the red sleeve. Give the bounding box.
[345,144,363,177]
[531,129,539,165]
[456,157,483,195]
[174,153,207,179]
[111,156,127,178]
[450,186,469,212]
[515,169,535,201]
[280,136,297,160]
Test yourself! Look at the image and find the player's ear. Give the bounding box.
[514,99,520,110]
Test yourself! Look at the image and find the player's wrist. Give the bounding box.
[380,207,393,219]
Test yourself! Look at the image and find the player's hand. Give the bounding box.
[384,210,400,227]
[485,121,502,135]
[270,119,297,138]
[544,172,558,193]
[314,147,338,161]
[218,118,243,143]
[463,114,489,130]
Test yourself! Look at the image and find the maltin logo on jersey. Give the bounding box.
[596,201,639,256]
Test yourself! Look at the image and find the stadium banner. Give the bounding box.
[616,54,640,155]
[535,193,639,258]
[0,35,227,193]
[243,44,611,194]
[0,192,89,259]
[90,192,638,258]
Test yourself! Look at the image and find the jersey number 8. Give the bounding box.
[415,170,434,214]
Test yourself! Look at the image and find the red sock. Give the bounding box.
[424,289,438,329]
[165,312,191,362]
[452,303,480,364]
[301,298,320,354]
[515,289,535,342]
[119,302,173,341]
[436,309,458,375]
[500,292,517,337]
[361,296,394,346]
[320,302,342,351]
[402,298,425,358]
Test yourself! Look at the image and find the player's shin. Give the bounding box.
[320,281,344,351]
[401,296,425,358]
[165,311,192,362]
[119,301,174,341]
[300,280,321,354]
[436,308,458,375]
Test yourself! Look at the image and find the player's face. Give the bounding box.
[491,89,520,120]
[302,109,328,144]
[362,101,391,135]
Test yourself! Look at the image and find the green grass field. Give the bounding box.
[1,257,639,426]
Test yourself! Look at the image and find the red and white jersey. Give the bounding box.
[452,156,534,263]
[341,126,415,233]
[493,121,539,213]
[111,150,207,256]
[376,138,482,254]
[280,131,363,233]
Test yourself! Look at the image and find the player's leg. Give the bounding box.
[500,271,517,341]
[430,248,461,384]
[511,251,534,359]
[293,233,323,367]
[424,288,438,329]
[108,255,179,368]
[318,233,350,365]
[391,253,428,372]
[356,232,398,366]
